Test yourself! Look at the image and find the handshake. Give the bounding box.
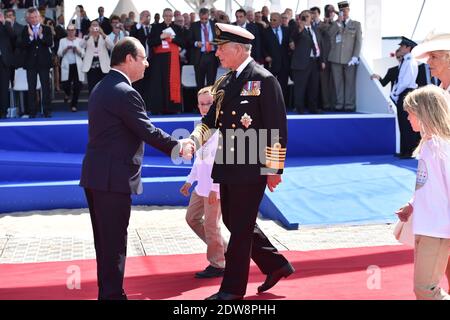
[178,138,196,160]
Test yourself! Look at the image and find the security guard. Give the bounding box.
[391,36,420,159]
[190,23,295,300]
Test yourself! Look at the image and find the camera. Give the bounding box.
[93,27,99,32]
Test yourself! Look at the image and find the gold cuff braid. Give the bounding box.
[265,143,286,170]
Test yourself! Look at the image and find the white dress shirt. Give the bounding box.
[186,131,220,197]
[235,56,254,78]
[391,53,418,103]
[305,26,320,58]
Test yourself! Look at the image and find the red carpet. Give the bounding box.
[1,245,446,300]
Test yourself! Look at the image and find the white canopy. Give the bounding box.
[112,0,140,17]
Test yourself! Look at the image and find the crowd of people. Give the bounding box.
[0,1,365,118]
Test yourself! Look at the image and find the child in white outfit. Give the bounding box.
[396,85,450,300]
[180,87,227,278]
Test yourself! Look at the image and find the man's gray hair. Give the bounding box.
[239,43,252,52]
[26,7,40,16]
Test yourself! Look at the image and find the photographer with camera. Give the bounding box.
[327,1,362,112]
[80,20,114,93]
[58,24,85,112]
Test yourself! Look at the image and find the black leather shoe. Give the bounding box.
[195,265,225,278]
[205,292,243,300]
[257,263,295,293]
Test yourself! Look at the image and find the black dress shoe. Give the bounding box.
[257,263,295,293]
[195,265,225,278]
[205,292,243,300]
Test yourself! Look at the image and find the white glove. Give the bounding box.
[348,56,359,66]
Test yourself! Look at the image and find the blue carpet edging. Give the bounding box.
[0,114,406,228]
[0,155,418,230]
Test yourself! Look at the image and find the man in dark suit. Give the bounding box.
[191,23,294,301]
[130,10,152,108]
[190,8,218,92]
[80,37,194,300]
[262,12,291,106]
[0,12,15,118]
[21,8,53,118]
[233,9,262,63]
[4,9,23,67]
[290,10,325,114]
[94,6,112,35]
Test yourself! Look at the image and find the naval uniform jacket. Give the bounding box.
[191,59,288,185]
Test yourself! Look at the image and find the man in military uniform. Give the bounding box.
[190,23,295,300]
[328,1,362,111]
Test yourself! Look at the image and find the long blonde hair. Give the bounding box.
[404,85,450,157]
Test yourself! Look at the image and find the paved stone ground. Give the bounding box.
[0,206,400,264]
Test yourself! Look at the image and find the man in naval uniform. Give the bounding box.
[190,23,295,301]
[391,37,420,159]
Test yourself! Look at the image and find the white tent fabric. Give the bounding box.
[112,0,140,17]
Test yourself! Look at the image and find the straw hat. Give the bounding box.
[412,30,450,62]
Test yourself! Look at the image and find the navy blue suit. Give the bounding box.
[80,70,179,300]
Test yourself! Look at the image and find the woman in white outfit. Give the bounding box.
[412,30,450,294]
[58,24,85,112]
[81,21,114,93]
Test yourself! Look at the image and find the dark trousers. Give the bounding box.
[62,64,82,108]
[320,62,336,110]
[293,59,320,113]
[84,188,131,300]
[397,89,421,156]
[219,183,289,296]
[0,60,10,117]
[26,67,51,116]
[195,52,218,92]
[272,67,290,108]
[87,68,106,94]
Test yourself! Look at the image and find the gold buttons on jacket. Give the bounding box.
[219,123,223,127]
[220,111,224,115]
[230,147,235,152]
[232,111,237,116]
[232,124,236,128]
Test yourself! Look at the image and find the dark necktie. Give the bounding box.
[307,27,317,57]
[343,20,346,28]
